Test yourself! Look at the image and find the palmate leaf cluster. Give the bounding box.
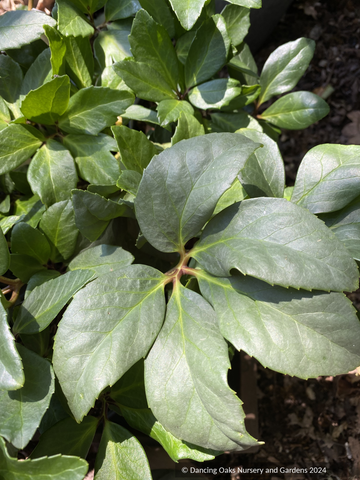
[0,0,359,478]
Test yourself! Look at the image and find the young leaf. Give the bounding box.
[0,344,54,449]
[95,421,152,480]
[185,15,230,88]
[0,216,22,235]
[58,86,134,135]
[64,36,94,89]
[0,124,43,175]
[57,0,94,38]
[227,42,258,86]
[321,197,360,261]
[72,189,134,241]
[20,76,70,125]
[211,111,262,133]
[171,111,205,145]
[213,178,247,217]
[11,222,51,265]
[63,134,120,185]
[135,133,259,253]
[198,271,360,378]
[157,99,194,126]
[0,97,10,131]
[112,125,159,173]
[69,0,106,14]
[0,303,24,390]
[94,26,132,70]
[44,25,67,76]
[259,38,315,105]
[121,104,159,125]
[237,129,285,198]
[221,4,250,46]
[31,416,98,459]
[14,194,45,228]
[105,0,141,21]
[0,436,88,480]
[129,10,180,92]
[168,0,207,30]
[188,78,242,110]
[39,200,79,263]
[110,361,218,462]
[27,140,78,207]
[291,144,360,214]
[53,265,166,422]
[0,54,23,103]
[0,10,56,50]
[13,269,95,335]
[68,244,134,277]
[145,285,258,451]
[114,58,177,102]
[20,49,52,96]
[0,227,9,276]
[260,91,330,130]
[116,170,142,195]
[192,197,359,292]
[226,0,261,7]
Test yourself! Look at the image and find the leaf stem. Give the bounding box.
[0,276,21,286]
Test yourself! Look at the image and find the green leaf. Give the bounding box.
[44,25,67,76]
[25,270,60,300]
[121,104,159,125]
[20,76,70,125]
[0,436,88,480]
[20,49,52,96]
[13,269,94,334]
[116,170,142,195]
[321,197,360,261]
[68,0,106,14]
[57,0,94,38]
[20,326,51,358]
[58,86,134,135]
[112,125,158,174]
[291,144,360,214]
[220,84,261,112]
[0,124,43,175]
[0,10,56,50]
[95,421,152,480]
[0,54,23,103]
[53,265,166,422]
[31,416,98,459]
[39,200,79,263]
[157,99,194,126]
[72,189,133,241]
[192,197,359,292]
[0,216,21,235]
[211,111,262,133]
[14,194,45,228]
[94,25,132,70]
[0,303,24,390]
[105,0,141,21]
[185,15,230,88]
[100,65,132,90]
[221,4,250,46]
[114,58,177,102]
[226,0,261,7]
[213,178,247,217]
[171,111,205,145]
[64,36,94,89]
[68,244,134,277]
[28,140,78,207]
[260,91,330,130]
[64,134,120,185]
[0,97,10,131]
[168,0,207,30]
[175,31,196,65]
[11,222,50,265]
[129,10,180,92]
[0,344,54,448]
[188,78,241,110]
[135,133,259,253]
[237,129,285,198]
[259,38,315,105]
[110,361,218,462]
[198,271,360,378]
[227,42,258,86]
[145,284,258,451]
[139,0,179,39]
[9,254,46,283]
[0,227,9,276]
